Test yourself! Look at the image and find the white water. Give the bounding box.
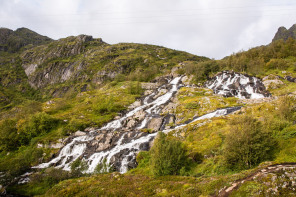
[33,135,93,171]
[163,107,240,133]
[100,77,181,131]
[206,72,266,99]
[86,132,157,173]
[33,76,241,174]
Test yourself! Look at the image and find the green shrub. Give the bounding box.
[128,81,143,95]
[150,132,189,176]
[277,96,296,121]
[136,151,150,168]
[93,96,125,115]
[185,102,200,109]
[18,112,59,145]
[0,119,19,151]
[224,115,276,170]
[61,119,86,135]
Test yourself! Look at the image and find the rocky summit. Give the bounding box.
[272,24,296,42]
[1,25,296,197]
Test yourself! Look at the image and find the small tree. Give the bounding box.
[0,119,19,151]
[277,96,296,121]
[224,115,276,170]
[150,132,188,176]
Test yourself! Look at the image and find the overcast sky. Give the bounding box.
[0,0,296,59]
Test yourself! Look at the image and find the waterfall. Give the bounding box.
[34,73,266,174]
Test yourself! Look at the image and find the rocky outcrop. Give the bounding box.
[205,71,271,99]
[273,24,296,42]
[263,75,285,90]
[285,75,296,83]
[20,35,101,89]
[219,163,296,197]
[37,138,67,149]
[147,117,163,131]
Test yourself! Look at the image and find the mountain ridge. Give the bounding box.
[0,27,52,52]
[272,24,296,42]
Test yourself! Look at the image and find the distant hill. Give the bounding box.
[0,27,52,52]
[272,24,296,42]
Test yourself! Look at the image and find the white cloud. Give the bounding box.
[0,0,296,59]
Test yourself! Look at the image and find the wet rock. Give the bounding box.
[285,76,296,83]
[147,117,163,131]
[134,109,146,121]
[139,142,150,151]
[163,114,176,129]
[161,102,177,114]
[205,71,270,99]
[153,88,168,99]
[126,119,137,128]
[152,76,171,85]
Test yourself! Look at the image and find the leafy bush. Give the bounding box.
[150,132,189,176]
[0,119,19,151]
[18,112,59,145]
[93,96,125,115]
[128,81,143,95]
[277,96,296,121]
[224,115,276,170]
[61,119,87,135]
[185,102,200,109]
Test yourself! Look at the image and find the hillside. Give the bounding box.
[0,27,52,52]
[1,26,296,197]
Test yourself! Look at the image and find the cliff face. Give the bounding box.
[0,27,208,106]
[16,34,207,97]
[20,35,98,90]
[272,24,296,42]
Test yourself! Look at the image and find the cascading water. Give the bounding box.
[34,76,183,173]
[205,71,270,99]
[33,73,262,175]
